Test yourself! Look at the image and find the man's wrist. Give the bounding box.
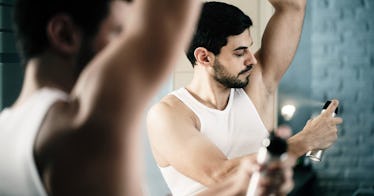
[287,133,309,158]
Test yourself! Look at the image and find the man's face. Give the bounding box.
[213,29,257,88]
[75,0,131,75]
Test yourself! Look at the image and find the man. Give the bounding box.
[147,1,343,195]
[0,0,291,195]
[0,0,202,195]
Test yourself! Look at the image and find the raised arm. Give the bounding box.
[73,0,202,124]
[46,0,202,195]
[255,0,306,91]
[245,0,307,130]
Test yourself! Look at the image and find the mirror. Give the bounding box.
[144,0,374,195]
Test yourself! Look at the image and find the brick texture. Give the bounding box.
[311,0,374,195]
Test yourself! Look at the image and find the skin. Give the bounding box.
[11,0,202,195]
[147,0,343,194]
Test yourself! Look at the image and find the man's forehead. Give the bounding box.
[226,29,253,49]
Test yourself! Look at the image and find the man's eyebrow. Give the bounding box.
[233,46,248,51]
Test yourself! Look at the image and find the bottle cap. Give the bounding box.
[264,132,288,156]
[323,100,339,114]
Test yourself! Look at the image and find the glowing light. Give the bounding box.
[281,104,296,121]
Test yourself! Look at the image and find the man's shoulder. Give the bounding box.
[148,93,195,123]
[150,94,186,116]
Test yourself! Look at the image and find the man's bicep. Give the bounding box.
[146,104,229,185]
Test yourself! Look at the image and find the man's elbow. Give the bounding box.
[272,0,306,12]
[201,166,231,186]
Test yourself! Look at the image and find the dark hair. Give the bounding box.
[186,2,253,67]
[13,0,118,61]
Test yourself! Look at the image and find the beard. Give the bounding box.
[212,59,250,88]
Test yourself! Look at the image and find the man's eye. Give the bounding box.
[235,53,244,57]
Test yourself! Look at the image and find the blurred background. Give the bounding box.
[277,0,374,195]
[1,0,373,195]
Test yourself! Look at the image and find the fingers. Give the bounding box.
[299,100,343,152]
[256,169,292,196]
[332,117,343,125]
[285,154,297,167]
[323,99,339,116]
[280,165,294,194]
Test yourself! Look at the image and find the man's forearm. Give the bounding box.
[200,154,257,186]
[287,132,309,158]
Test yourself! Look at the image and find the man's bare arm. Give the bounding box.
[148,99,295,193]
[46,0,202,195]
[73,0,201,126]
[197,159,294,196]
[245,0,306,130]
[197,160,257,196]
[253,0,306,92]
[147,97,257,186]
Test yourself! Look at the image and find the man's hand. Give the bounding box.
[299,99,343,151]
[255,156,295,196]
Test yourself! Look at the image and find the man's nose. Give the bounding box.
[246,51,257,65]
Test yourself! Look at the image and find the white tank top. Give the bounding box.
[159,88,269,196]
[0,88,68,196]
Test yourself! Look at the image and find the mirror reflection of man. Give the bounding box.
[147,1,343,195]
[0,0,202,195]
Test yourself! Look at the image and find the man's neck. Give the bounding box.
[13,53,76,108]
[186,68,231,110]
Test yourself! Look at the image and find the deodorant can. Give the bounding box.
[306,100,338,161]
[246,133,288,196]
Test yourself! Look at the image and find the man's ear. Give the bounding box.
[46,14,81,55]
[194,47,214,66]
